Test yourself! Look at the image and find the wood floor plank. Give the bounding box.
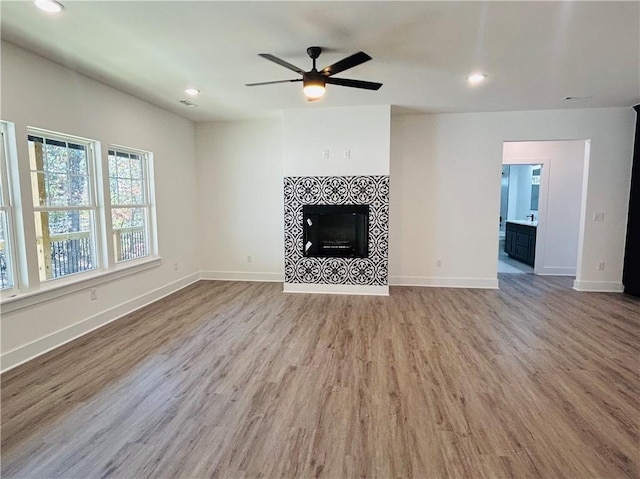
[2,275,639,478]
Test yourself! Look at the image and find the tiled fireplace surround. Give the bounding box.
[283,175,389,295]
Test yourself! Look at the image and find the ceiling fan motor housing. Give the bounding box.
[307,46,322,60]
[303,71,325,86]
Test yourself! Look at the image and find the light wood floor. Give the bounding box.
[2,275,639,478]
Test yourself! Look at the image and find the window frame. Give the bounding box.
[27,128,103,282]
[107,145,155,263]
[0,123,18,294]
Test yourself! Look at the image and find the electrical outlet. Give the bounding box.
[344,149,351,159]
[174,262,179,271]
[436,259,443,268]
[593,212,605,222]
[322,149,330,159]
[90,288,97,301]
[597,261,605,271]
[247,255,252,263]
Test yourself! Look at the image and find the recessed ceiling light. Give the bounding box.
[185,88,200,96]
[34,0,64,13]
[467,73,487,85]
[563,96,592,101]
[179,100,198,108]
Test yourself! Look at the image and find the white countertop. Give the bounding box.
[507,220,538,227]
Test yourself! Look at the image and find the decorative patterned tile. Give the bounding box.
[284,175,389,285]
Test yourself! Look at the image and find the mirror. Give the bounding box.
[501,164,542,223]
[531,165,541,211]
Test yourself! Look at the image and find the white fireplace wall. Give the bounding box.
[283,105,391,293]
[283,105,391,177]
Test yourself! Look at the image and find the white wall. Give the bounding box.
[389,108,635,291]
[283,105,391,176]
[389,114,501,288]
[1,42,199,370]
[195,119,284,281]
[193,106,392,289]
[504,140,586,276]
[195,108,633,291]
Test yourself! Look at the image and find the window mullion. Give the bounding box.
[33,205,95,212]
[110,204,149,209]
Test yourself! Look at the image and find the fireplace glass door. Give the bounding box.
[303,205,369,258]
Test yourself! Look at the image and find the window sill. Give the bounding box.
[0,256,162,314]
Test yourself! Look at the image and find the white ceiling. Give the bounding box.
[2,1,639,122]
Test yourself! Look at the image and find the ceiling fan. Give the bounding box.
[245,46,382,100]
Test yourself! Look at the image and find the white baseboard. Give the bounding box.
[573,280,624,292]
[1,273,200,373]
[284,283,389,296]
[390,275,499,289]
[199,271,284,282]
[536,266,576,276]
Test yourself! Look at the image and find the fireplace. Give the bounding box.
[303,204,369,258]
[283,175,388,289]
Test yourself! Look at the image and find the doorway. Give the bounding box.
[498,140,587,278]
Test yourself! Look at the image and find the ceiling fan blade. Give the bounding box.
[320,52,372,76]
[245,79,302,86]
[325,77,382,90]
[259,54,306,75]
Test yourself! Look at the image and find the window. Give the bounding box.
[0,126,157,304]
[0,125,16,290]
[28,132,98,281]
[108,147,151,262]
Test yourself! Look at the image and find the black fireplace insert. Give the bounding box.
[302,204,369,258]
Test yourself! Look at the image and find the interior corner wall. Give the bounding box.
[1,42,200,370]
[194,106,393,287]
[195,119,284,281]
[389,108,635,291]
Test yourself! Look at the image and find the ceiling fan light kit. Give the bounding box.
[246,46,382,100]
[303,78,325,100]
